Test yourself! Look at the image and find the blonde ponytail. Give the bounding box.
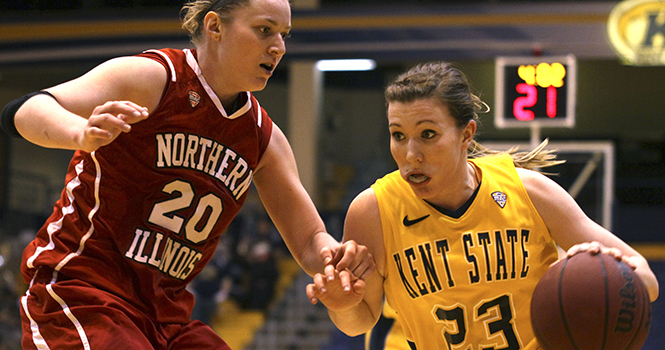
[468,139,565,172]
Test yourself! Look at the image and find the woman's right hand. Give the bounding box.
[306,269,367,311]
[77,101,148,152]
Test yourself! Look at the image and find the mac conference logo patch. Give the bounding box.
[189,90,201,108]
[491,191,507,208]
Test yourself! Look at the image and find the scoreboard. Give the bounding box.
[495,55,577,129]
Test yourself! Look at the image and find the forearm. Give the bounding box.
[328,300,379,337]
[632,258,659,302]
[296,230,339,276]
[14,93,86,150]
[307,266,385,337]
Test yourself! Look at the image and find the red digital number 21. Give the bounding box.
[513,83,558,121]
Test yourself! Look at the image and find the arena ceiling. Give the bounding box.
[0,2,620,65]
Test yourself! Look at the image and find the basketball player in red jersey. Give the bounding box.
[0,0,373,349]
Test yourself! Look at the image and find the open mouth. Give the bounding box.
[260,63,274,73]
[408,174,430,184]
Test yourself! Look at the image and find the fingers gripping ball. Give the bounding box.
[530,251,651,350]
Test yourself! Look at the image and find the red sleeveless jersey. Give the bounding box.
[20,48,273,323]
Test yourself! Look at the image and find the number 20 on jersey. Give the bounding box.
[495,55,577,129]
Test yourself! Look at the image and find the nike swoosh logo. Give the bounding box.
[403,214,430,227]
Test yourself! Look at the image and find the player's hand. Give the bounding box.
[306,269,366,311]
[566,241,637,270]
[320,240,375,288]
[77,101,149,152]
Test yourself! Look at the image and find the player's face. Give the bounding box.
[217,0,291,93]
[388,98,475,206]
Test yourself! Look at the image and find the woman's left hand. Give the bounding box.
[566,241,638,270]
[319,240,376,291]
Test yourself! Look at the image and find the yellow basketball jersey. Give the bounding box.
[371,154,558,350]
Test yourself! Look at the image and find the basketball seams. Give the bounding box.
[558,258,580,350]
[598,253,610,350]
[532,251,651,350]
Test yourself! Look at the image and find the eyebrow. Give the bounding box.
[388,119,437,128]
[265,18,292,31]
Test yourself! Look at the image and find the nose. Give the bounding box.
[405,139,423,164]
[269,35,286,57]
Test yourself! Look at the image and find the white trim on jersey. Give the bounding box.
[22,153,103,349]
[21,288,50,350]
[144,49,177,83]
[184,48,251,120]
[27,153,101,272]
[255,100,262,128]
[22,271,92,350]
[46,283,91,350]
[54,152,103,272]
[26,159,85,269]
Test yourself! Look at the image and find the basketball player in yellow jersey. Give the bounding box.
[307,61,659,350]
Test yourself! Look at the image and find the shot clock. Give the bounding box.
[495,55,576,129]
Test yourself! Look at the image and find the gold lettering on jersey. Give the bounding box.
[124,228,203,281]
[155,133,253,200]
[393,229,531,299]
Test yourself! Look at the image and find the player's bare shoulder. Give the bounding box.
[110,56,167,91]
[110,55,166,73]
[515,167,559,202]
[348,188,379,221]
[87,56,168,112]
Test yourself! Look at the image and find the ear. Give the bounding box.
[462,120,476,146]
[203,11,223,41]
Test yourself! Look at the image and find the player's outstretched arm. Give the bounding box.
[306,188,386,336]
[254,125,376,287]
[12,56,163,152]
[518,167,659,301]
[320,239,376,286]
[306,267,383,336]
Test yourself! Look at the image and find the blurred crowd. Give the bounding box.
[188,194,290,325]
[0,228,35,350]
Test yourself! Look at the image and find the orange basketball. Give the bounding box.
[530,251,651,350]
